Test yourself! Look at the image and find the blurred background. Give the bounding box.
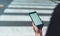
[0,0,59,36]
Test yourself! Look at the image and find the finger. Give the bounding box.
[32,22,36,32]
[32,22,38,31]
[32,22,36,29]
[32,22,35,27]
[32,22,38,29]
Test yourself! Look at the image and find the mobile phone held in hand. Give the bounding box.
[29,11,43,29]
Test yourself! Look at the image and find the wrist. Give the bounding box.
[35,29,42,36]
[35,32,40,36]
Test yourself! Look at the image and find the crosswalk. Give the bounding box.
[0,0,58,36]
[1,0,57,26]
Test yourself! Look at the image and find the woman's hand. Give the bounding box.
[32,22,44,36]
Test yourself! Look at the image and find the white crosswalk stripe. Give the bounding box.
[10,2,56,6]
[4,9,53,14]
[8,5,56,9]
[0,15,51,21]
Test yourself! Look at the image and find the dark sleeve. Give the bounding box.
[45,3,60,36]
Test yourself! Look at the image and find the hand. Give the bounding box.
[32,22,42,33]
[32,21,44,36]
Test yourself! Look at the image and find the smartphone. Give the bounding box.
[29,11,43,28]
